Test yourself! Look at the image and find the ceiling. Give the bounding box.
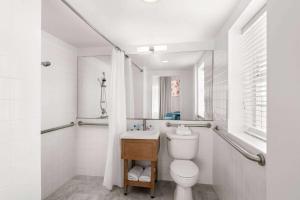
[129,51,204,70]
[64,0,240,48]
[42,0,110,48]
[42,0,240,69]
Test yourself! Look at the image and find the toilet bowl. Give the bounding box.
[166,132,199,200]
[170,160,199,200]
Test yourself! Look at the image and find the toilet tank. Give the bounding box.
[166,132,199,160]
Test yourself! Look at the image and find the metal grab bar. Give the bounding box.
[78,121,108,126]
[41,122,75,134]
[166,122,211,128]
[213,126,266,166]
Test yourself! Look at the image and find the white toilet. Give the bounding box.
[167,132,199,200]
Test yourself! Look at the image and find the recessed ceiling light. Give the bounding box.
[143,0,159,3]
[154,45,167,51]
[137,45,167,53]
[161,60,169,63]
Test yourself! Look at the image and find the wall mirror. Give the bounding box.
[77,51,213,121]
[127,50,213,121]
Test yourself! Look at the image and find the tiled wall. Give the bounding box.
[212,0,267,200]
[41,32,78,199]
[212,50,228,130]
[0,0,41,199]
[77,56,111,118]
[76,120,109,176]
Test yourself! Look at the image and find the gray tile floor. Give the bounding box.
[45,175,218,200]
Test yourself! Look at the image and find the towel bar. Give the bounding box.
[41,122,75,134]
[78,121,108,126]
[166,122,211,128]
[213,126,266,166]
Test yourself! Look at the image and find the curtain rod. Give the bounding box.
[61,0,143,72]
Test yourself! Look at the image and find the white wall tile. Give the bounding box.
[0,0,41,199]
[41,31,77,199]
[76,123,109,177]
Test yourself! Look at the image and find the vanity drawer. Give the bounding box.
[121,139,159,161]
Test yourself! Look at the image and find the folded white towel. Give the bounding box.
[128,165,143,181]
[176,125,192,135]
[139,166,151,182]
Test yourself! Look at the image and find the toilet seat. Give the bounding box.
[170,160,199,178]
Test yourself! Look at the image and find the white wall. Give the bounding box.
[76,119,109,176]
[77,56,111,118]
[41,32,78,199]
[76,56,110,177]
[0,0,41,199]
[267,0,300,199]
[212,0,267,200]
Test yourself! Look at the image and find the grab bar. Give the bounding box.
[166,122,211,128]
[213,126,266,166]
[41,122,75,134]
[78,121,108,126]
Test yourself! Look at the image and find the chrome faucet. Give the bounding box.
[142,119,147,131]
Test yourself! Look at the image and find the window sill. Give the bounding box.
[228,132,267,155]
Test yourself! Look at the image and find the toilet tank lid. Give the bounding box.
[167,132,198,140]
[170,160,199,178]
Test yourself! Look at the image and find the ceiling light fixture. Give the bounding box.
[137,46,150,53]
[154,45,167,51]
[143,0,159,3]
[137,45,167,53]
[161,60,169,63]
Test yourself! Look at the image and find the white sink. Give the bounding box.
[120,130,160,140]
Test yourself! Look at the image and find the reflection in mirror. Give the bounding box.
[127,51,213,121]
[77,55,111,119]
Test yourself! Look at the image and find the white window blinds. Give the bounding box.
[242,11,267,139]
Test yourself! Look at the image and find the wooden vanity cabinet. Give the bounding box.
[121,138,160,198]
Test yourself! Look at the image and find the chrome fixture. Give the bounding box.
[41,61,51,67]
[166,122,211,128]
[142,119,147,131]
[98,72,108,119]
[213,126,266,166]
[78,121,108,126]
[41,122,75,134]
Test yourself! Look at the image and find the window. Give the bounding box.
[197,63,205,118]
[195,62,205,119]
[241,11,267,139]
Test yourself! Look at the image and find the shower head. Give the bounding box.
[41,61,51,67]
[102,72,106,82]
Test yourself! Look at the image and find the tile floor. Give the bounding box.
[45,175,219,200]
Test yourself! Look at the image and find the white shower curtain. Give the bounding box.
[103,48,127,190]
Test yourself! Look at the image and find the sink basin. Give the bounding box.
[120,130,160,140]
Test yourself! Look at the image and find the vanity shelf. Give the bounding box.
[121,136,160,198]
